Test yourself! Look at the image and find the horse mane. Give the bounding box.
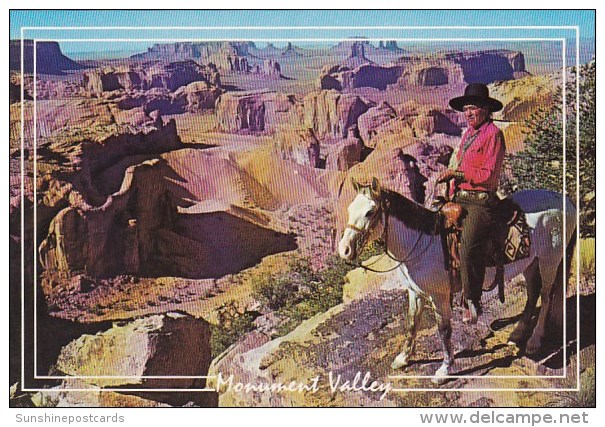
[381,189,440,235]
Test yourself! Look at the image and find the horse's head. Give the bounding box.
[338,177,384,261]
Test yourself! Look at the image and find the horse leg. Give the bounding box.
[537,229,577,349]
[509,257,542,346]
[392,289,423,370]
[432,297,454,384]
[526,257,560,355]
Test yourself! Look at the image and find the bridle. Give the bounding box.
[345,193,437,273]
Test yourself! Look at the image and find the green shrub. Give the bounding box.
[210,300,256,358]
[502,61,595,238]
[211,241,387,355]
[252,245,382,337]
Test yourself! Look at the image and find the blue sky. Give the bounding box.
[10,10,595,59]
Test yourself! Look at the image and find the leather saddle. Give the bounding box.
[434,196,531,304]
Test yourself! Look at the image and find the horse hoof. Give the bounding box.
[508,328,527,345]
[391,355,409,370]
[431,365,449,385]
[525,340,541,355]
[431,376,446,385]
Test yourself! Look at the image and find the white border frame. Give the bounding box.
[19,25,582,394]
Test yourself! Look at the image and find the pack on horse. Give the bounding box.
[338,177,576,382]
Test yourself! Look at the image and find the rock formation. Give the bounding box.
[172,81,224,112]
[325,136,364,171]
[9,81,20,103]
[39,158,180,278]
[320,63,402,91]
[9,40,83,75]
[303,90,369,139]
[83,61,218,95]
[378,40,404,52]
[281,42,303,57]
[344,41,373,69]
[357,102,398,144]
[31,379,173,407]
[229,56,249,72]
[146,61,214,91]
[216,90,298,133]
[261,59,282,78]
[20,76,84,100]
[115,88,181,116]
[275,128,321,168]
[443,49,530,84]
[216,91,266,132]
[410,109,462,137]
[321,49,530,91]
[131,41,255,61]
[250,59,283,78]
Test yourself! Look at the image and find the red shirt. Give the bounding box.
[456,120,505,193]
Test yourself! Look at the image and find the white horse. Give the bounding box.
[338,178,576,382]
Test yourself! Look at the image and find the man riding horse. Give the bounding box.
[437,83,506,324]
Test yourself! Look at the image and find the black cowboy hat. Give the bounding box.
[449,83,503,113]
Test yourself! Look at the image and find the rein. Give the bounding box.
[345,195,438,274]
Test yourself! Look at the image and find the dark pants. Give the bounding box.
[454,192,498,304]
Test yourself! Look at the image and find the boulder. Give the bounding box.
[357,102,397,144]
[207,291,409,407]
[303,90,369,139]
[325,137,364,171]
[31,379,171,407]
[343,256,404,303]
[418,139,455,169]
[54,312,212,389]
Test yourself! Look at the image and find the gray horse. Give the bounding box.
[338,178,576,382]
